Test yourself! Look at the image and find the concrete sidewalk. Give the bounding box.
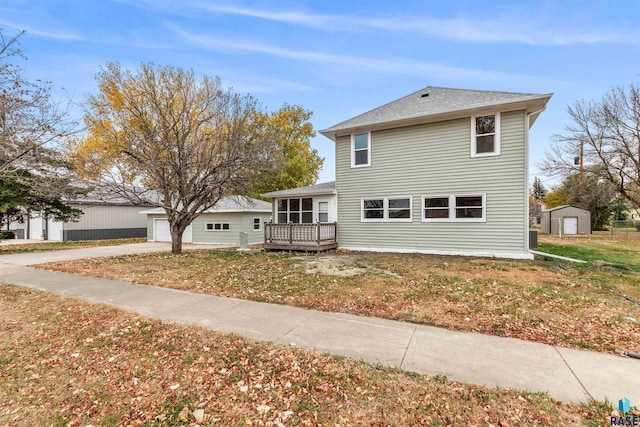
[1,260,638,405]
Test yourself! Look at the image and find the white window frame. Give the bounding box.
[252,217,262,232]
[276,197,313,224]
[351,132,371,168]
[361,196,412,222]
[471,113,500,158]
[422,194,486,223]
[205,222,231,232]
[421,194,452,223]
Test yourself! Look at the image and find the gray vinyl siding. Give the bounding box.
[192,212,271,244]
[63,205,148,231]
[146,215,157,240]
[146,212,270,243]
[335,110,528,256]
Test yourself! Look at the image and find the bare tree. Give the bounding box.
[0,29,78,177]
[540,84,640,209]
[69,62,279,254]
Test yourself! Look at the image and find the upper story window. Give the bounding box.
[471,113,500,157]
[361,196,412,222]
[352,133,370,167]
[423,194,486,222]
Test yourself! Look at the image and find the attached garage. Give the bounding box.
[540,205,591,235]
[152,219,192,243]
[142,196,271,245]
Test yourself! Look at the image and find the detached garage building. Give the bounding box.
[11,198,150,241]
[540,205,591,235]
[142,196,272,245]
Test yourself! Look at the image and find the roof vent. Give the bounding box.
[421,93,429,97]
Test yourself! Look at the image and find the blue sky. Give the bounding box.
[2,0,640,188]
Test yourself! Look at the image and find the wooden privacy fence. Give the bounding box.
[264,222,338,251]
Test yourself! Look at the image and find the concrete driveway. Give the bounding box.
[0,242,232,266]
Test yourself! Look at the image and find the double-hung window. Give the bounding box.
[423,196,450,219]
[253,217,261,231]
[352,133,370,167]
[423,194,486,222]
[361,197,412,222]
[471,113,500,157]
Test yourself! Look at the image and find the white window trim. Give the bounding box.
[470,113,501,158]
[205,222,231,232]
[351,132,371,168]
[421,194,452,223]
[252,217,262,232]
[361,196,413,222]
[422,193,486,223]
[276,197,313,224]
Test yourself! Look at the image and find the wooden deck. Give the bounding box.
[264,222,338,252]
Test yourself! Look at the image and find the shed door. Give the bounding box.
[563,217,578,235]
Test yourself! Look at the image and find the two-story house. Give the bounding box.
[264,86,552,259]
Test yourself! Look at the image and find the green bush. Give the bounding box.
[635,221,640,232]
[0,230,16,240]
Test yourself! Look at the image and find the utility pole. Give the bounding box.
[579,140,584,182]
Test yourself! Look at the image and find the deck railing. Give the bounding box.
[264,222,337,246]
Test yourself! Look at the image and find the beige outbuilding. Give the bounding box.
[540,205,591,235]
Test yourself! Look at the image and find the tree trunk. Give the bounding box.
[169,221,187,254]
[171,236,182,254]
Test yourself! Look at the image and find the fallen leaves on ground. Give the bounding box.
[41,244,640,354]
[1,284,596,426]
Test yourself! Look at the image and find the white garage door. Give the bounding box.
[153,219,192,243]
[154,219,172,242]
[563,217,578,235]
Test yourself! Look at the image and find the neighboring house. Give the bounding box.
[627,208,640,221]
[142,196,272,245]
[540,205,591,235]
[530,199,546,226]
[263,86,552,258]
[10,197,151,241]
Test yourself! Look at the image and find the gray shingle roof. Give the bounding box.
[320,86,552,139]
[261,181,336,198]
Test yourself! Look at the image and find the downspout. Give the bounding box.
[525,107,546,253]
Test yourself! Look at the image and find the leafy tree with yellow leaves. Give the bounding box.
[246,104,323,199]
[69,62,279,254]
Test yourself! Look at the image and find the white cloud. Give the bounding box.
[193,3,634,46]
[0,20,86,41]
[167,23,536,84]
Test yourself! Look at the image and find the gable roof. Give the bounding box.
[320,86,552,140]
[140,196,271,214]
[542,205,589,213]
[261,181,336,198]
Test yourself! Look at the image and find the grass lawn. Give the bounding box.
[42,235,640,355]
[0,284,619,426]
[538,235,640,272]
[0,238,146,254]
